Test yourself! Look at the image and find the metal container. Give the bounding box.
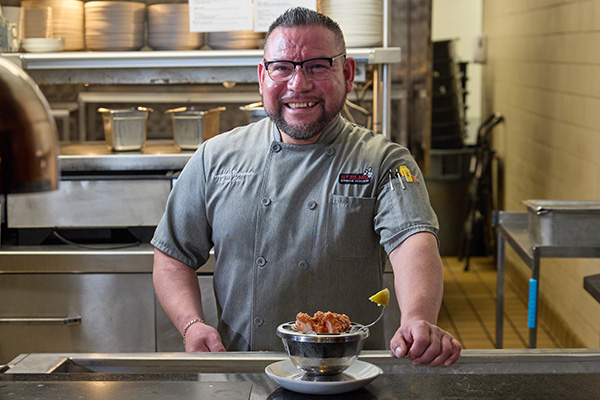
[98,107,152,152]
[166,106,225,150]
[239,102,268,123]
[276,322,369,376]
[523,200,600,246]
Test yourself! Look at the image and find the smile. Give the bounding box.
[286,102,317,109]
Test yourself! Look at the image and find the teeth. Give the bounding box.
[287,102,316,109]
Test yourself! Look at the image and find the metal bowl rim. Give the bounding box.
[277,321,369,343]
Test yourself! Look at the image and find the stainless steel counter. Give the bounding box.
[2,350,600,399]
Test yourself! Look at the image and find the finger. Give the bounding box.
[428,334,455,367]
[410,333,442,365]
[443,338,462,367]
[406,326,435,362]
[390,331,409,358]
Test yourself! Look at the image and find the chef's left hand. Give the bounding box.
[390,320,461,367]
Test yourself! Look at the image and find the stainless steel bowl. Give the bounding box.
[276,321,369,376]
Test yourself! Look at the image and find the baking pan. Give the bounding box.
[98,107,152,152]
[523,200,600,246]
[166,106,225,150]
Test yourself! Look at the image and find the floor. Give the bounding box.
[438,256,560,349]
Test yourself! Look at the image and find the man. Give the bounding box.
[152,7,461,367]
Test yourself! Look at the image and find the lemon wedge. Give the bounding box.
[368,288,390,307]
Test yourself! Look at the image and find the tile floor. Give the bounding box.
[438,256,560,349]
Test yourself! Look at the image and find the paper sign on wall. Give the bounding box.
[254,0,317,32]
[189,0,253,32]
[188,0,317,33]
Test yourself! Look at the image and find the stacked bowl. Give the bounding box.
[20,6,53,39]
[21,0,84,50]
[319,0,383,47]
[206,30,264,50]
[84,1,145,51]
[148,3,202,51]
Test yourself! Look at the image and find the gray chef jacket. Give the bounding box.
[152,115,439,351]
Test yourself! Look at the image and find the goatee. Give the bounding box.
[264,99,345,141]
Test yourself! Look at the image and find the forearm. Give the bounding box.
[153,248,205,334]
[390,232,443,324]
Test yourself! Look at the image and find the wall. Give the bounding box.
[432,0,483,144]
[482,0,600,347]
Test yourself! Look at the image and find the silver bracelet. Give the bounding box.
[182,318,205,346]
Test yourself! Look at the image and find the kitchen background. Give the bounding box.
[0,0,599,363]
[434,0,600,349]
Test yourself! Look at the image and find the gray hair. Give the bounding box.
[264,7,346,51]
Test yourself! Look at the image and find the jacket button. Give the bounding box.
[326,147,335,156]
[254,317,264,326]
[298,260,309,270]
[256,257,266,267]
[261,197,271,206]
[271,143,282,153]
[307,200,317,210]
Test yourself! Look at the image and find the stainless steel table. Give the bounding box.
[495,211,600,348]
[2,350,600,399]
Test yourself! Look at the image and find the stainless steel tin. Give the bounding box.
[523,200,600,246]
[239,102,268,123]
[276,322,369,376]
[166,106,225,150]
[98,107,152,152]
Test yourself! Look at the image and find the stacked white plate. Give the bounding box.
[207,30,264,50]
[21,0,84,50]
[148,4,202,51]
[84,1,145,51]
[320,0,383,48]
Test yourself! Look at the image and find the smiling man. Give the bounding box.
[152,7,461,367]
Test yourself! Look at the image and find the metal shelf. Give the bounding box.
[3,47,401,80]
[2,47,400,135]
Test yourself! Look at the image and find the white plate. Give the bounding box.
[22,38,64,52]
[265,360,382,395]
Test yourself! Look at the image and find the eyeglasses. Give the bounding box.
[263,53,346,82]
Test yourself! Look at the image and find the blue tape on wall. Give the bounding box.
[528,278,538,329]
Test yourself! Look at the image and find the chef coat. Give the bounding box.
[152,115,439,351]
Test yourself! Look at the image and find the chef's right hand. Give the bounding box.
[184,322,227,352]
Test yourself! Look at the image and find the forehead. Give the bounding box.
[264,26,338,60]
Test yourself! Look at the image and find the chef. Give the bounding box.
[152,6,461,367]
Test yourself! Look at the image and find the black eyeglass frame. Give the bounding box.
[263,53,347,82]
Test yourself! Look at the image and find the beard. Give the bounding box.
[264,96,346,141]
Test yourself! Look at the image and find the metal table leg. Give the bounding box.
[528,249,540,348]
[496,231,506,349]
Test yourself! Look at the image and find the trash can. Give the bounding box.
[425,147,475,256]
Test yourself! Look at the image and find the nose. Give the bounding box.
[287,65,313,91]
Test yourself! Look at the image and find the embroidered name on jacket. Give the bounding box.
[212,170,255,183]
[339,167,373,184]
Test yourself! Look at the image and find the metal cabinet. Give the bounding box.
[0,273,155,363]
